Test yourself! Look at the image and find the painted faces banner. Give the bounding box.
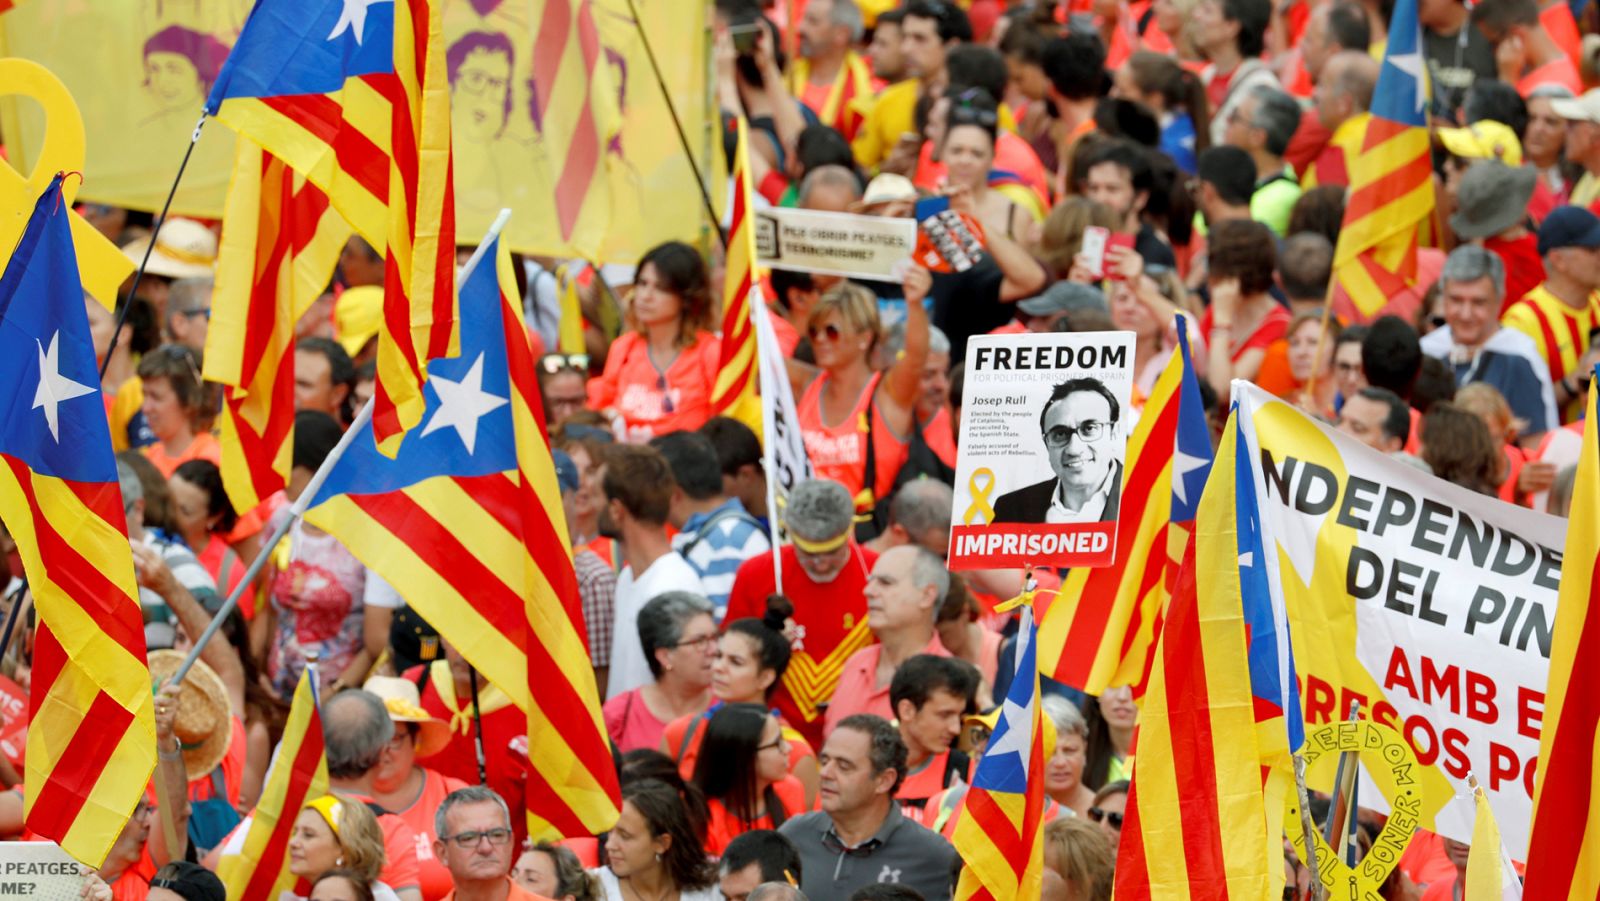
[949,332,1136,570]
[1234,381,1560,855]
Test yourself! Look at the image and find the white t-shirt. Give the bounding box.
[592,868,721,901]
[605,552,705,699]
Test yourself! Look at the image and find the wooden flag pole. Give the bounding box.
[1292,751,1325,901]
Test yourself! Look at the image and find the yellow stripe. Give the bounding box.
[56,721,158,866]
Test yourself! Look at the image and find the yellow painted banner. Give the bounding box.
[0,0,712,262]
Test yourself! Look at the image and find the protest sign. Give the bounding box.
[753,208,917,281]
[1234,381,1560,855]
[948,332,1135,570]
[0,842,87,900]
[757,289,812,520]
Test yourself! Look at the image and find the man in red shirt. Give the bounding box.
[725,479,876,749]
[824,546,953,735]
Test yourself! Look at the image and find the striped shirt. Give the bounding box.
[574,548,617,668]
[139,529,220,622]
[1501,284,1600,423]
[672,499,770,622]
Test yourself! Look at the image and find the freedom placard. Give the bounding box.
[753,208,917,282]
[948,332,1136,570]
[1234,382,1560,855]
[0,843,88,901]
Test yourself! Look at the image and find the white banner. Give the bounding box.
[0,842,89,900]
[1235,381,1561,855]
[753,207,916,282]
[755,284,812,574]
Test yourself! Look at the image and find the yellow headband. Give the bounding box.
[306,795,344,837]
[787,528,850,554]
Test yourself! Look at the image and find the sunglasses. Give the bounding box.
[540,353,590,375]
[1088,806,1124,830]
[808,323,844,343]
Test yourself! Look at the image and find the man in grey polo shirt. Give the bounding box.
[779,714,958,901]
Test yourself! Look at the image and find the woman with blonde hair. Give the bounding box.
[285,795,398,900]
[1034,196,1122,280]
[789,269,931,522]
[1043,817,1115,901]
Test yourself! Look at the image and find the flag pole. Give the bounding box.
[169,209,514,684]
[623,0,727,250]
[1291,751,1325,901]
[468,664,488,786]
[99,115,211,382]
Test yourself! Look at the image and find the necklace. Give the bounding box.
[622,875,673,901]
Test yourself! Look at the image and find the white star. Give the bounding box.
[420,353,508,455]
[327,0,392,45]
[1386,50,1427,112]
[1170,449,1209,506]
[984,697,1033,763]
[32,332,96,443]
[1238,550,1254,568]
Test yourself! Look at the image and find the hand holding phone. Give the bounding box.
[1079,226,1109,279]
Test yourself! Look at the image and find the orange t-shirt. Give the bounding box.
[586,330,721,442]
[109,848,158,901]
[798,371,907,506]
[663,708,816,780]
[394,767,471,901]
[704,776,809,855]
[142,431,222,479]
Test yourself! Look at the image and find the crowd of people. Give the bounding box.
[4,0,1597,897]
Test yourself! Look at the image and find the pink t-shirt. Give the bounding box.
[603,688,670,754]
[822,634,951,736]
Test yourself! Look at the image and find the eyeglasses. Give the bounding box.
[444,827,514,848]
[540,353,590,375]
[757,735,788,752]
[177,307,211,321]
[159,344,204,386]
[1088,807,1124,830]
[949,95,999,129]
[1044,420,1111,446]
[808,323,844,344]
[672,633,718,652]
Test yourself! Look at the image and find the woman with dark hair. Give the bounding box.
[515,841,602,901]
[1087,780,1130,849]
[659,602,819,804]
[1419,402,1502,496]
[586,242,721,442]
[1201,219,1291,396]
[1114,52,1211,174]
[618,749,711,843]
[938,89,1038,239]
[169,459,260,603]
[692,704,804,854]
[596,779,719,901]
[1081,687,1137,791]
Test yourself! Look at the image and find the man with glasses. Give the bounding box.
[994,379,1124,524]
[537,353,590,425]
[434,786,549,901]
[165,276,213,351]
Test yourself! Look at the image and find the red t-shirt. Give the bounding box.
[585,330,722,442]
[1484,232,1544,315]
[1204,66,1234,113]
[723,545,878,749]
[1284,109,1333,183]
[408,662,530,848]
[1199,304,1292,361]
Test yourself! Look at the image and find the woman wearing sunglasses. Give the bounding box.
[587,242,721,442]
[939,88,1041,242]
[789,268,932,520]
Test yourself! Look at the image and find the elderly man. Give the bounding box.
[1304,51,1378,188]
[719,830,805,901]
[436,786,552,900]
[1223,85,1303,235]
[1284,1,1370,173]
[165,277,213,351]
[788,0,873,136]
[1420,245,1558,445]
[1547,89,1600,208]
[779,715,957,900]
[726,479,878,748]
[864,479,953,559]
[1502,206,1600,422]
[824,547,951,732]
[993,379,1124,524]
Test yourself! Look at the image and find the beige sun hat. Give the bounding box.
[147,650,233,782]
[121,217,217,279]
[364,675,451,758]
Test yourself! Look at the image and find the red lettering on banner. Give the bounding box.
[1465,671,1498,724]
[1372,700,1399,731]
[1305,674,1335,724]
[1404,714,1438,765]
[1517,686,1544,740]
[1383,646,1415,698]
[1489,743,1521,791]
[1442,728,1470,778]
[1421,656,1459,712]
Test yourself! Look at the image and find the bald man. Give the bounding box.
[1304,51,1379,188]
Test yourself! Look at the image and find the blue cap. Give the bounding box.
[1537,205,1600,255]
[551,449,580,495]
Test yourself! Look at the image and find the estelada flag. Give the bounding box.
[0,173,155,866]
[206,0,457,455]
[305,237,620,839]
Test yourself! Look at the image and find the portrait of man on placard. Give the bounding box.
[992,377,1124,524]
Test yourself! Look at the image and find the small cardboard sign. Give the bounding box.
[0,842,88,900]
[753,207,917,281]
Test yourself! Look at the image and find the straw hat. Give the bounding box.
[121,218,217,279]
[364,676,451,758]
[147,650,233,782]
[335,286,384,358]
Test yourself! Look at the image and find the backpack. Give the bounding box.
[187,768,242,857]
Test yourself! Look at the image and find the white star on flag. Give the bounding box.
[33,332,96,443]
[984,696,1033,763]
[327,0,391,44]
[420,353,508,455]
[1386,50,1427,112]
[1170,448,1209,506]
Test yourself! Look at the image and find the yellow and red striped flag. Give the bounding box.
[206,0,458,455]
[206,142,351,511]
[530,0,621,260]
[1522,365,1600,898]
[1466,779,1523,901]
[787,52,875,141]
[0,175,155,867]
[216,669,329,901]
[1330,0,1435,324]
[710,116,765,438]
[1037,323,1210,700]
[1114,406,1275,899]
[952,601,1047,900]
[305,237,620,839]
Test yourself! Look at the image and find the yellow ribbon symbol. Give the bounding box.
[0,58,135,307]
[964,467,996,525]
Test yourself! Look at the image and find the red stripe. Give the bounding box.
[25,679,137,840]
[1342,153,1433,220]
[1524,300,1568,386]
[1114,777,1153,899]
[239,709,327,901]
[259,94,390,201]
[552,1,606,240]
[531,0,573,141]
[1522,523,1600,892]
[4,459,145,662]
[964,788,1029,869]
